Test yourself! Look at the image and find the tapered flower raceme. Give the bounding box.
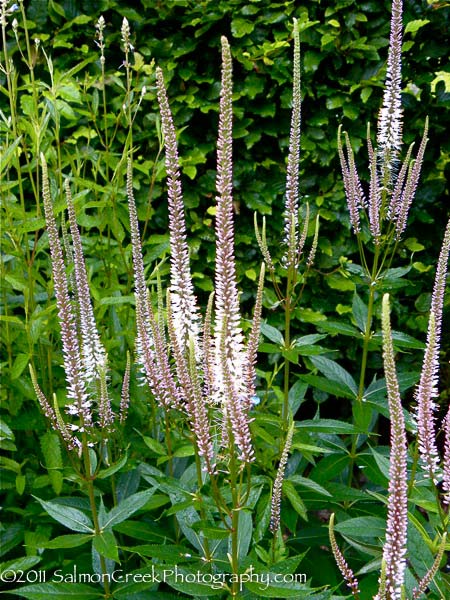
[338,127,365,235]
[283,18,301,268]
[328,514,360,599]
[127,159,180,410]
[65,181,108,384]
[377,0,403,177]
[380,294,408,600]
[415,218,450,483]
[270,423,294,533]
[443,408,450,505]
[213,36,253,463]
[155,67,201,356]
[392,121,428,239]
[41,155,91,434]
[368,136,381,244]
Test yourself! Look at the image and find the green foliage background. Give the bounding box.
[1,0,449,596]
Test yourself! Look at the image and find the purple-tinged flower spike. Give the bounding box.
[127,158,180,410]
[64,180,108,386]
[377,0,403,177]
[328,514,360,599]
[119,351,131,424]
[443,407,450,505]
[338,126,365,235]
[283,18,301,268]
[415,218,449,483]
[165,290,215,472]
[41,155,91,432]
[213,36,246,406]
[393,120,428,239]
[380,293,408,600]
[270,423,294,533]
[155,67,201,356]
[29,365,76,448]
[412,533,447,599]
[367,135,381,244]
[243,263,265,410]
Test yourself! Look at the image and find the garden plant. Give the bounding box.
[0,0,449,599]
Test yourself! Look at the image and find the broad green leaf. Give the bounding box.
[97,453,128,479]
[405,19,430,34]
[260,322,284,346]
[0,524,23,557]
[93,530,119,562]
[296,419,361,434]
[310,356,358,398]
[299,374,355,400]
[287,475,332,497]
[113,520,174,543]
[372,330,425,350]
[352,293,368,333]
[230,509,252,560]
[0,136,22,175]
[120,544,196,562]
[34,497,94,533]
[100,489,156,529]
[282,481,308,521]
[7,582,103,599]
[39,534,92,549]
[40,431,63,495]
[334,516,386,540]
[0,556,41,575]
[10,354,30,380]
[317,320,361,338]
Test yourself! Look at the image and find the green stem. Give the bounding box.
[81,436,111,598]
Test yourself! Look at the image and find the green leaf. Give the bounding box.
[334,516,386,541]
[40,432,63,495]
[39,534,92,549]
[34,497,94,533]
[282,481,308,521]
[299,374,355,400]
[0,556,41,576]
[97,453,128,479]
[120,543,196,562]
[100,489,156,529]
[7,583,103,599]
[287,475,332,497]
[0,524,23,557]
[317,320,361,338]
[309,356,358,398]
[352,293,368,333]
[231,17,255,38]
[93,530,119,562]
[260,322,284,346]
[10,354,30,380]
[232,509,252,560]
[296,419,362,434]
[405,19,430,34]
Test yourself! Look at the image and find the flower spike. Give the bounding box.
[155,67,201,356]
[380,294,408,600]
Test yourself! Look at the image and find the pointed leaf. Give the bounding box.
[34,497,94,533]
[100,489,156,529]
[310,356,358,397]
[7,582,103,599]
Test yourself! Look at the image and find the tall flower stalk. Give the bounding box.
[32,157,131,598]
[338,0,428,419]
[378,294,408,600]
[415,218,450,486]
[129,37,264,592]
[255,19,319,438]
